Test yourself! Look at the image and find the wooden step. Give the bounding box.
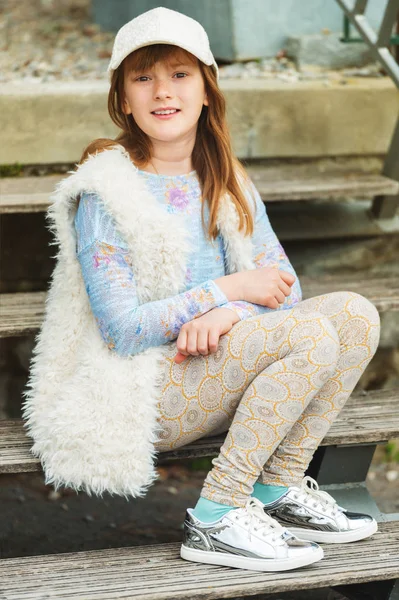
[1,389,397,475]
[1,171,398,213]
[0,174,63,213]
[248,169,399,203]
[1,275,398,338]
[0,521,397,600]
[0,291,46,338]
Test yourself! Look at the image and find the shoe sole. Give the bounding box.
[287,519,378,544]
[180,544,323,572]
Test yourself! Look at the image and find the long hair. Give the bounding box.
[79,44,254,240]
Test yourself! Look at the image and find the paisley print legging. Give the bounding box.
[154,291,380,508]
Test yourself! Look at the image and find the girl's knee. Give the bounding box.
[343,292,381,355]
[347,292,380,328]
[297,291,380,356]
[327,291,380,327]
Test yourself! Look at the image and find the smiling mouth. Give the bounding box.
[151,109,181,115]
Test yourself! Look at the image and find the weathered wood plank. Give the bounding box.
[0,292,47,337]
[1,389,397,474]
[1,171,398,213]
[0,193,53,214]
[246,169,399,202]
[160,389,399,461]
[303,276,399,313]
[0,174,63,213]
[1,277,398,338]
[0,522,397,600]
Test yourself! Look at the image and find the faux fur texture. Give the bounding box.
[22,145,256,498]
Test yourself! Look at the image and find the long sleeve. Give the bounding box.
[74,192,229,356]
[219,180,302,321]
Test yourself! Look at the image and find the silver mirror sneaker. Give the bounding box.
[263,476,378,544]
[180,496,323,571]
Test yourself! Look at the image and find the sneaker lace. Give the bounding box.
[294,476,342,516]
[234,497,289,543]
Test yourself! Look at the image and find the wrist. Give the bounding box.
[217,306,241,325]
[231,272,244,302]
[214,272,243,302]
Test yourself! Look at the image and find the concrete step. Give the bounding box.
[1,78,397,164]
[4,388,397,475]
[1,275,398,338]
[0,520,397,600]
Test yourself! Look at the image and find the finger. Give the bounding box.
[174,352,188,364]
[186,327,200,356]
[278,280,292,297]
[279,270,296,286]
[274,289,286,305]
[266,296,280,309]
[197,327,210,356]
[176,327,188,356]
[208,328,220,354]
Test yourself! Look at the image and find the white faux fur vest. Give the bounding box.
[22,145,256,498]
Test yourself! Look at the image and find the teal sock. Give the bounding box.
[192,497,238,523]
[251,482,289,505]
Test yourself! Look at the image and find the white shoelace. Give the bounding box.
[292,476,343,517]
[233,497,289,543]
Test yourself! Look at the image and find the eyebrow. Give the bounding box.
[168,61,189,67]
[128,60,193,75]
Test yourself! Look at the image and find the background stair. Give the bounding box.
[1,275,398,338]
[1,389,397,475]
[1,161,398,597]
[1,169,399,213]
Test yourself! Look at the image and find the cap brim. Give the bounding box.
[107,41,218,80]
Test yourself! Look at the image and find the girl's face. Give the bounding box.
[122,55,209,146]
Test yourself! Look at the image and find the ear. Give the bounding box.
[122,97,132,115]
[203,93,209,107]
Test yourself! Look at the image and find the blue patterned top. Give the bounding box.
[74,169,302,356]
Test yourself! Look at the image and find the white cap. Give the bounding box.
[107,7,219,80]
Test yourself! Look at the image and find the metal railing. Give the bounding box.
[336,0,399,218]
[342,13,399,48]
[337,0,399,86]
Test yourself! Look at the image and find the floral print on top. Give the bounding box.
[74,169,302,356]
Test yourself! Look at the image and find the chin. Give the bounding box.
[150,130,189,143]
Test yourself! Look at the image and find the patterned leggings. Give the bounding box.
[154,292,380,508]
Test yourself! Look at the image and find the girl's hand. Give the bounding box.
[238,267,296,309]
[173,307,239,364]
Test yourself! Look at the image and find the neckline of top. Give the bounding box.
[137,168,197,179]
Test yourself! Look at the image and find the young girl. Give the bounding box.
[24,7,381,574]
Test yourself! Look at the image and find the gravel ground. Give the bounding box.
[1,0,384,85]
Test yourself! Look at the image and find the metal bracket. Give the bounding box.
[306,443,378,484]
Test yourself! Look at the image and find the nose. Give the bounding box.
[153,78,172,100]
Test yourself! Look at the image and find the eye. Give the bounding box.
[174,72,187,78]
[135,76,150,82]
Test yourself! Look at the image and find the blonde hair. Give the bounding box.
[79,44,254,240]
